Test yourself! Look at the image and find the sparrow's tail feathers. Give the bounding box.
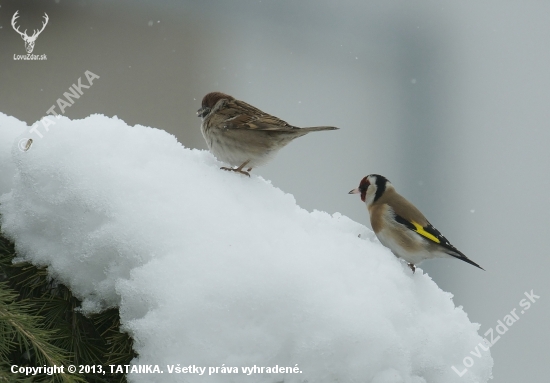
[301,126,339,132]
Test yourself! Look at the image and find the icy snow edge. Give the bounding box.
[0,113,493,383]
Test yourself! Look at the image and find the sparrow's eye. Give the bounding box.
[197,107,210,118]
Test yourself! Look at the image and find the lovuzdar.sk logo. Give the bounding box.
[12,10,48,60]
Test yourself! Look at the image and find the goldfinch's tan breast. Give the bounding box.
[368,203,389,234]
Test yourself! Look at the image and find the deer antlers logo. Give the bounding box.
[11,11,49,54]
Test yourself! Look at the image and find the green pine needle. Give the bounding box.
[1,216,135,383]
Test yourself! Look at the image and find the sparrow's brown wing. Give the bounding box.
[220,99,301,131]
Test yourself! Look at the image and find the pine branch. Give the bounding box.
[0,283,79,383]
[0,217,135,383]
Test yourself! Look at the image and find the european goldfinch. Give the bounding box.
[349,174,484,272]
[197,92,338,176]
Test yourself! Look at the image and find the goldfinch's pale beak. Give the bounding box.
[349,188,360,194]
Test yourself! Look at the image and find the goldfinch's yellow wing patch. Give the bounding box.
[395,214,485,270]
[411,221,440,243]
[394,215,442,244]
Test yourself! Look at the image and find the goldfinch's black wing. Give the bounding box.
[394,215,484,270]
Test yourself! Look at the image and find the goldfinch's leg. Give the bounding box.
[408,263,416,273]
[221,160,251,177]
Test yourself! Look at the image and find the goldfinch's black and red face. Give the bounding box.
[349,174,389,205]
[349,176,371,202]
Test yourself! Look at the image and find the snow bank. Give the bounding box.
[0,114,27,195]
[0,112,493,383]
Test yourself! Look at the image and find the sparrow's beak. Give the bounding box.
[197,107,210,118]
[348,188,360,194]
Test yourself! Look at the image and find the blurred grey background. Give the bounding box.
[1,0,548,381]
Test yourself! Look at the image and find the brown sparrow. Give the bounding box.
[197,92,338,176]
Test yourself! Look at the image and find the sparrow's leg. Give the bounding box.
[221,160,251,177]
[408,263,416,273]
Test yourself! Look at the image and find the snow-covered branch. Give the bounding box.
[0,113,492,382]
